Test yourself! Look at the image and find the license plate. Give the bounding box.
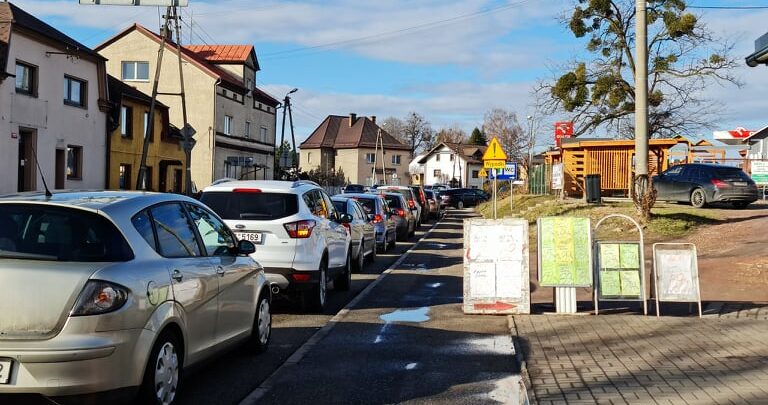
[0,359,11,384]
[733,182,747,186]
[235,232,263,244]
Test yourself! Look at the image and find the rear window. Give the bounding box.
[383,195,402,208]
[353,197,376,214]
[201,191,298,220]
[0,204,133,262]
[332,200,347,213]
[712,167,750,181]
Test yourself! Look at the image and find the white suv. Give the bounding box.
[200,180,352,312]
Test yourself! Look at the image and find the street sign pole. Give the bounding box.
[493,173,497,219]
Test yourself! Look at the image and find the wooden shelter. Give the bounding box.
[669,136,726,164]
[544,138,678,198]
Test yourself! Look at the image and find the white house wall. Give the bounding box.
[1,32,106,194]
[421,145,468,186]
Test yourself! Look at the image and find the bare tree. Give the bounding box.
[401,112,435,156]
[434,125,467,145]
[483,108,527,160]
[381,116,406,144]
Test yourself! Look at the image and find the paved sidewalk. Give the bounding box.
[511,315,768,404]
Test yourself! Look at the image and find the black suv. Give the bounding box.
[653,163,758,208]
[440,188,488,209]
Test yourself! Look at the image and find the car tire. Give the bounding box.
[690,188,707,208]
[335,252,352,291]
[733,201,749,209]
[388,232,397,250]
[354,242,365,272]
[408,223,415,237]
[303,259,327,312]
[248,293,271,354]
[457,200,465,209]
[367,240,376,263]
[139,331,183,405]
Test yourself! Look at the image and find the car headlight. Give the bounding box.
[71,280,129,316]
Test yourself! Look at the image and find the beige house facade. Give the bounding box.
[96,25,278,191]
[300,114,411,186]
[0,2,109,195]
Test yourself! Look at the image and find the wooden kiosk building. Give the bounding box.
[544,138,679,198]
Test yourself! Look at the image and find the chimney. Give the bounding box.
[370,115,377,124]
[349,113,357,127]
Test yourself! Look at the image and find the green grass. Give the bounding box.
[477,195,722,242]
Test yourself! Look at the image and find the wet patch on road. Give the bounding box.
[380,307,431,323]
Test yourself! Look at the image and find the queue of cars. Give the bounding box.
[0,180,478,404]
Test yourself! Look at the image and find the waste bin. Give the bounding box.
[585,174,601,203]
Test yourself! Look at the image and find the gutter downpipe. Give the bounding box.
[211,78,222,184]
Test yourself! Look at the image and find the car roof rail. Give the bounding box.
[211,177,237,186]
[291,180,320,188]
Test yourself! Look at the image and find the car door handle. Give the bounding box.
[171,269,183,282]
[216,266,225,277]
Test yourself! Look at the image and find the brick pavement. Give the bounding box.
[510,315,768,404]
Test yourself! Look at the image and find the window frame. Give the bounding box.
[245,121,251,138]
[224,115,234,135]
[391,154,401,165]
[365,153,375,164]
[63,75,87,108]
[120,105,134,138]
[66,145,83,180]
[260,126,268,143]
[144,202,204,258]
[121,61,150,82]
[15,61,37,96]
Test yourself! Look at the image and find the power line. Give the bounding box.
[260,0,533,59]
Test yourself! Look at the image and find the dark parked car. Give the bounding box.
[332,196,376,271]
[343,184,366,193]
[653,163,758,208]
[342,193,397,252]
[424,189,443,219]
[409,185,430,224]
[379,192,416,240]
[440,188,488,209]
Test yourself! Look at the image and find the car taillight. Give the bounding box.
[233,188,262,193]
[71,280,129,316]
[396,209,406,217]
[711,179,729,188]
[284,220,316,238]
[408,199,416,209]
[292,274,311,282]
[372,214,383,223]
[342,222,351,233]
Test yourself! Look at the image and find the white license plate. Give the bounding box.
[0,359,11,384]
[733,182,747,186]
[235,232,263,244]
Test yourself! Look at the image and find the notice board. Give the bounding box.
[654,243,700,303]
[463,218,530,314]
[596,242,643,300]
[538,216,592,287]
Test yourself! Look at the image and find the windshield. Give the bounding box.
[201,192,299,220]
[0,204,133,262]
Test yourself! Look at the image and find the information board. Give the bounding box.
[538,216,592,287]
[552,163,564,190]
[653,243,700,303]
[751,161,768,185]
[463,218,530,314]
[596,242,643,300]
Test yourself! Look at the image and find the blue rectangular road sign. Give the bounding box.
[489,162,517,180]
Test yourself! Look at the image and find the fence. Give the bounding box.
[528,164,552,195]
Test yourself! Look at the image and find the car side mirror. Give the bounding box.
[238,240,256,255]
[338,213,353,224]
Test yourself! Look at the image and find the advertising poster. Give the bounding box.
[538,217,592,287]
[655,247,699,302]
[596,242,644,300]
[463,219,530,314]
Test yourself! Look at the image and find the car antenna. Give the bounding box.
[29,145,53,198]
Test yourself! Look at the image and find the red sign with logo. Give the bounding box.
[554,121,573,147]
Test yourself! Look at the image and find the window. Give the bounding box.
[224,115,233,135]
[66,145,82,179]
[246,78,253,90]
[121,61,150,81]
[186,203,236,256]
[365,153,375,164]
[434,169,441,177]
[245,121,251,138]
[260,126,268,143]
[450,154,454,161]
[64,76,86,107]
[201,192,299,220]
[131,210,156,250]
[119,164,131,189]
[143,111,152,141]
[391,155,401,165]
[15,62,36,95]
[149,203,202,257]
[303,190,326,218]
[308,152,312,164]
[436,154,441,162]
[120,106,133,138]
[472,170,479,179]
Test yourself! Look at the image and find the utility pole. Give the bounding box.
[372,123,388,186]
[277,88,298,179]
[634,0,650,213]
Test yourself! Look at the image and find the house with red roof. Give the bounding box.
[96,24,279,189]
[0,1,110,195]
[299,113,411,186]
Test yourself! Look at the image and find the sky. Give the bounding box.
[11,0,768,149]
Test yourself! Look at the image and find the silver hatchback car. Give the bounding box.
[0,191,271,404]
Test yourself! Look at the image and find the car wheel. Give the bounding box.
[732,201,749,209]
[354,242,365,272]
[367,240,377,263]
[388,231,397,249]
[248,294,271,353]
[335,252,352,291]
[408,222,415,237]
[139,331,182,405]
[303,259,327,312]
[690,188,707,208]
[457,200,465,209]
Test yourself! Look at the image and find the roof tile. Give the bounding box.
[301,115,411,151]
[186,44,253,63]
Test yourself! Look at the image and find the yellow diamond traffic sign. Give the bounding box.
[484,159,505,169]
[482,136,507,161]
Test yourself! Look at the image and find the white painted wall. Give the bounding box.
[421,145,468,186]
[0,31,106,194]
